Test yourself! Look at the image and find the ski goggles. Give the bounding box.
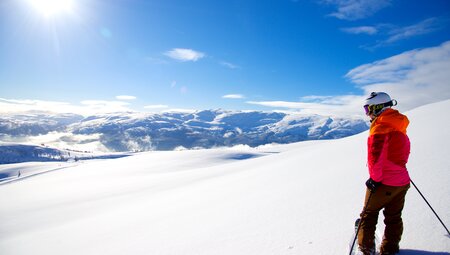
[364,100,397,116]
[363,104,371,115]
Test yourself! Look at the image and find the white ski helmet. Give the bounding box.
[363,92,397,116]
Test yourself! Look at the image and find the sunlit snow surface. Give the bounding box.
[0,101,449,255]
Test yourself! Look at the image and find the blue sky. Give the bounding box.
[1,0,450,116]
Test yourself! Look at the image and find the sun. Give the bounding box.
[28,0,74,18]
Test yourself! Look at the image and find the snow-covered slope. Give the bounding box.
[0,101,449,255]
[0,110,369,152]
[0,142,131,165]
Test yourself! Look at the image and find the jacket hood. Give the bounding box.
[370,108,409,135]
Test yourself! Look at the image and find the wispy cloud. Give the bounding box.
[223,94,245,99]
[116,95,137,100]
[248,40,450,116]
[0,98,135,116]
[80,100,133,113]
[299,95,333,102]
[384,18,443,44]
[324,0,391,21]
[0,98,72,113]
[247,97,364,116]
[220,61,240,69]
[341,26,378,35]
[164,48,205,62]
[353,18,446,49]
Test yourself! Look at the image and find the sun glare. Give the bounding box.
[28,0,74,17]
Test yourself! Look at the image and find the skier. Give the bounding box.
[357,92,411,255]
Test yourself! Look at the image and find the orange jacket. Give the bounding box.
[367,108,410,186]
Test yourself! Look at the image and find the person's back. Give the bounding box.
[368,108,410,186]
[358,92,411,255]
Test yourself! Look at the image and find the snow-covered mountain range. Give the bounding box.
[0,110,369,153]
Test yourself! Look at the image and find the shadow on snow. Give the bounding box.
[400,250,450,255]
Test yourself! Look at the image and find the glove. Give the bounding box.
[366,178,381,193]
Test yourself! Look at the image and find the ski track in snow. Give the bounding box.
[0,100,449,255]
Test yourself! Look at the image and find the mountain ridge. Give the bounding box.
[0,109,369,153]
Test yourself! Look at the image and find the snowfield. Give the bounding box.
[0,100,449,255]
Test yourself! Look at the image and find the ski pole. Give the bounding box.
[411,179,450,236]
[349,191,374,255]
